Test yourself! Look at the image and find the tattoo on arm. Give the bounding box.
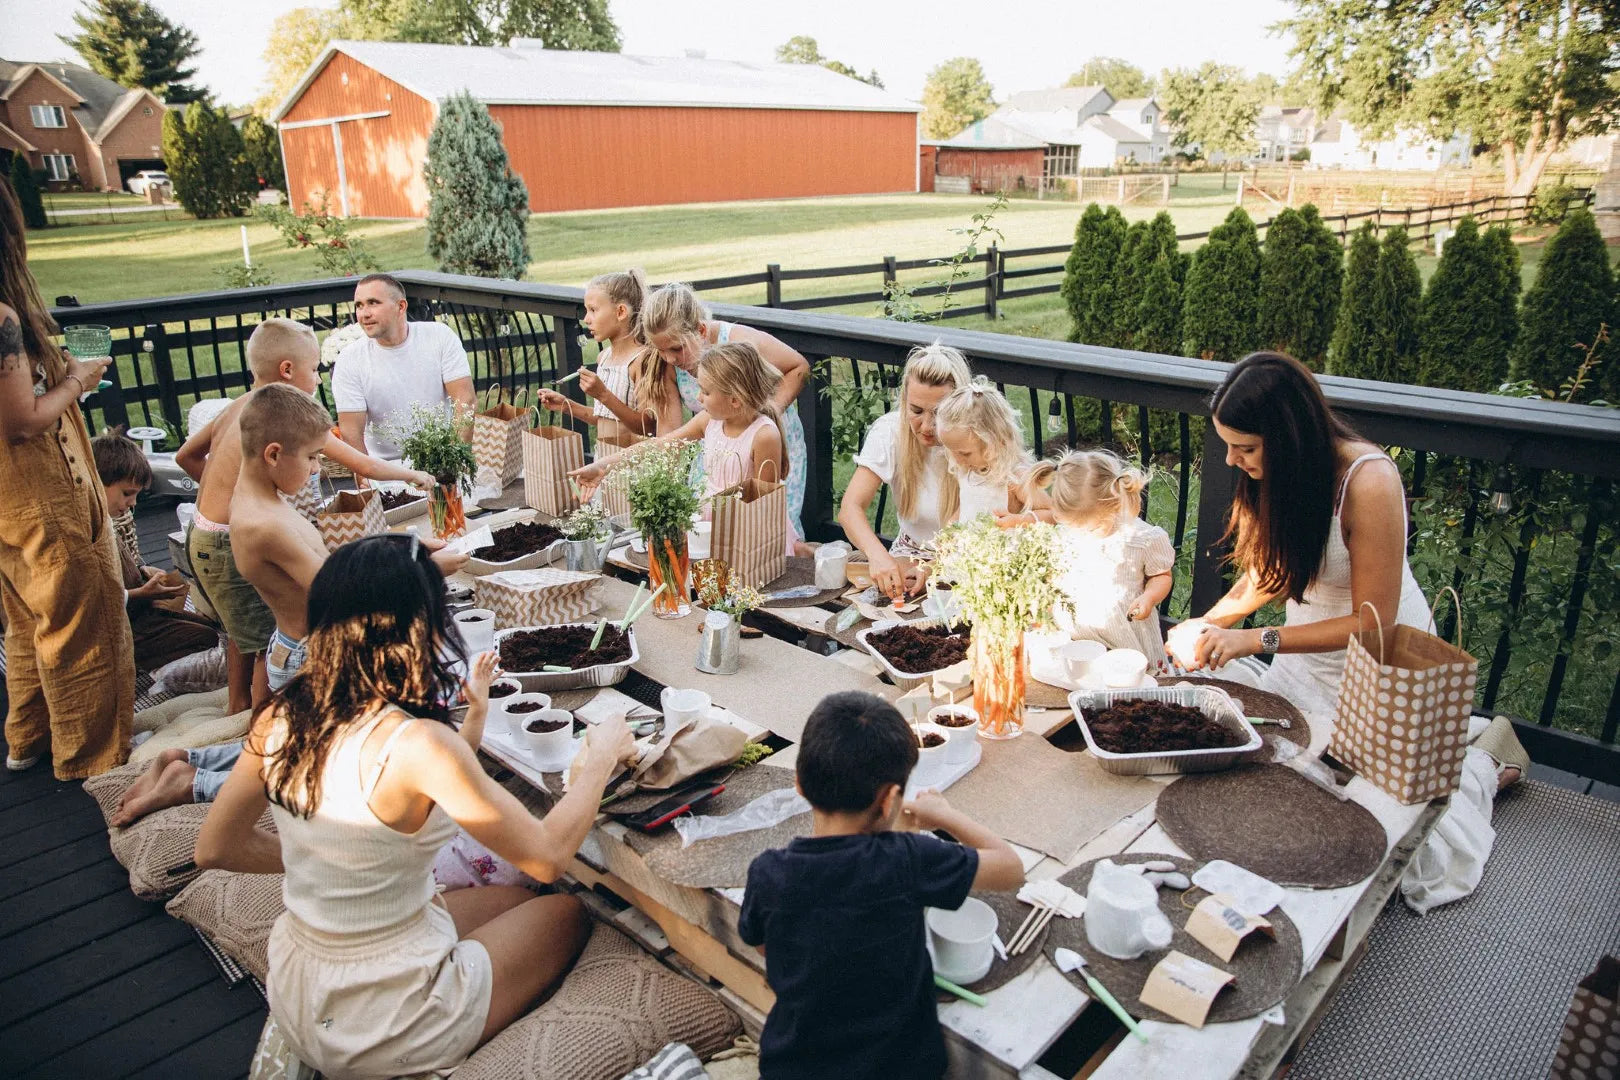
[0,317,25,373]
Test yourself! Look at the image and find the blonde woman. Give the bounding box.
[836,344,971,601]
[638,283,810,536]
[932,378,1032,521]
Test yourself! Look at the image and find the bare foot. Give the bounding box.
[116,750,189,818]
[1496,765,1522,792]
[110,759,197,827]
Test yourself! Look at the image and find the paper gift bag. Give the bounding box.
[1548,956,1619,1080]
[286,472,326,524]
[594,411,652,521]
[522,411,584,517]
[710,462,787,589]
[1330,591,1477,804]
[475,568,601,629]
[472,388,529,490]
[315,488,387,552]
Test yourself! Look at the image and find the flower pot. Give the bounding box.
[429,481,466,540]
[647,533,691,619]
[971,629,1025,739]
[696,610,741,674]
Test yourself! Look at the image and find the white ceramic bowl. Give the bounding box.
[927,705,979,764]
[1057,639,1108,685]
[1097,648,1149,688]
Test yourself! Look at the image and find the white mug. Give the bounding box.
[687,521,713,561]
[1057,640,1107,685]
[454,608,497,655]
[926,897,998,985]
[1085,859,1174,960]
[660,687,711,728]
[927,705,978,764]
[814,541,850,590]
[517,703,573,764]
[1097,648,1149,688]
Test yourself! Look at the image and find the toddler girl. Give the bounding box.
[1021,450,1175,661]
[932,378,1031,522]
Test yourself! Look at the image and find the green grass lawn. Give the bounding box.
[41,190,149,209]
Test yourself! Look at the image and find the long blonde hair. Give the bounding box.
[635,281,708,418]
[698,342,787,479]
[933,377,1029,488]
[894,343,971,525]
[1022,448,1146,534]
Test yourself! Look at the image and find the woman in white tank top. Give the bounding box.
[195,535,636,1078]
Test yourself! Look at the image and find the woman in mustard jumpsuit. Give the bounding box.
[0,178,133,779]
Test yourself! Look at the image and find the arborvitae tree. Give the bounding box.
[239,115,286,191]
[424,91,530,280]
[1061,203,1127,346]
[60,0,204,102]
[1112,220,1151,348]
[161,102,255,219]
[1182,206,1261,361]
[1258,205,1343,370]
[1483,226,1521,391]
[8,155,47,230]
[1418,217,1518,392]
[1328,223,1380,377]
[1147,210,1190,285]
[1135,253,1182,356]
[1512,208,1614,395]
[1368,226,1422,383]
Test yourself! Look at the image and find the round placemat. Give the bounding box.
[1163,678,1310,760]
[934,888,1055,997]
[1026,676,1073,711]
[1045,853,1303,1024]
[622,545,649,571]
[1156,764,1387,888]
[760,557,847,608]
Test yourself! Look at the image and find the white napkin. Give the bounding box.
[1190,859,1284,916]
[1017,878,1086,917]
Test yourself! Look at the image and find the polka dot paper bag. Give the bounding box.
[1331,592,1476,804]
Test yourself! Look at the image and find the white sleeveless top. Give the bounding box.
[1262,453,1432,718]
[592,343,636,421]
[268,709,460,935]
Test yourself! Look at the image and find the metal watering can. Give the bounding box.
[564,523,618,573]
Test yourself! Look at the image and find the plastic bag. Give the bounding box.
[149,643,229,698]
[671,786,809,848]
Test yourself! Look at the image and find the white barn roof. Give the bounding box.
[273,41,920,122]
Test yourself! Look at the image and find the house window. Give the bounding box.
[43,154,75,181]
[1044,145,1079,179]
[142,105,153,116]
[30,104,67,128]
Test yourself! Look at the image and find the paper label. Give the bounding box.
[448,525,495,555]
[1184,894,1274,963]
[1139,950,1234,1028]
[897,684,935,724]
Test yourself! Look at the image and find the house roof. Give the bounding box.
[0,118,37,153]
[1084,114,1151,144]
[1003,85,1113,117]
[0,58,160,143]
[1109,97,1155,113]
[273,41,920,122]
[926,115,1045,150]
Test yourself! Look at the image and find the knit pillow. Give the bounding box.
[81,760,147,825]
[455,924,740,1080]
[167,869,285,982]
[108,803,274,901]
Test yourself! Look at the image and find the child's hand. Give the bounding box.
[569,461,606,502]
[129,570,187,602]
[993,509,1037,529]
[902,789,954,831]
[430,547,471,576]
[537,388,571,413]
[409,470,436,493]
[1126,593,1156,621]
[584,715,638,770]
[462,651,498,711]
[869,550,906,602]
[578,368,605,400]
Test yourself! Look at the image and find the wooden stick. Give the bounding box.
[1006,901,1047,955]
[1013,905,1060,956]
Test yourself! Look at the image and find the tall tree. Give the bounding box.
[1182,206,1262,361]
[1111,220,1152,349]
[1512,207,1614,395]
[240,115,286,191]
[921,57,995,140]
[1328,222,1381,378]
[8,155,47,230]
[1280,0,1618,195]
[1061,203,1128,346]
[1419,218,1519,392]
[256,7,348,116]
[161,101,255,219]
[1484,225,1522,383]
[1160,62,1259,178]
[774,35,883,87]
[1065,57,1153,99]
[60,0,204,102]
[1369,227,1423,383]
[352,0,622,50]
[424,91,530,279]
[1257,205,1343,370]
[1135,253,1183,356]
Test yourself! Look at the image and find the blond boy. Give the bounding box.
[177,318,434,712]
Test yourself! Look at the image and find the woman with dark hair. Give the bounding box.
[0,176,132,778]
[195,534,636,1078]
[1172,351,1433,715]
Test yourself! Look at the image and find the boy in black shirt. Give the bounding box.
[738,691,1024,1080]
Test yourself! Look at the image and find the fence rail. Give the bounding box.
[49,271,1620,783]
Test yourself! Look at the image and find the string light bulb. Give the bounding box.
[1047,395,1063,434]
[1488,465,1513,516]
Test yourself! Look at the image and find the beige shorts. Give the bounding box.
[267,900,493,1078]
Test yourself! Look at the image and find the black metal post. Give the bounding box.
[1190,421,1236,615]
[984,244,999,320]
[143,322,184,435]
[766,264,782,309]
[798,352,836,542]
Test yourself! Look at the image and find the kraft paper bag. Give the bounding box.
[522,410,584,517]
[314,488,386,551]
[710,462,787,589]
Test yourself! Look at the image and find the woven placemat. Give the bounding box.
[622,545,650,571]
[621,764,809,888]
[1163,678,1310,760]
[1156,764,1388,888]
[1044,853,1303,1025]
[761,558,847,609]
[1026,676,1074,711]
[472,479,530,513]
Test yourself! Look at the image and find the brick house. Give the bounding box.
[0,59,166,191]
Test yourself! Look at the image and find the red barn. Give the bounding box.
[272,41,921,218]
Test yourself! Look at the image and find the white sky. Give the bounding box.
[3,0,1297,108]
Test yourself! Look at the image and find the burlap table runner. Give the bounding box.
[1044,853,1303,1025]
[621,763,807,888]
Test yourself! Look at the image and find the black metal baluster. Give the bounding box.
[1137,405,1151,518]
[1027,386,1042,455]
[1407,449,1427,556]
[1164,411,1192,617]
[1444,461,1480,644]
[1540,476,1609,724]
[1482,470,1543,712]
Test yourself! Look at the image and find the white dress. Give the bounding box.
[1054,516,1177,659]
[955,468,1009,522]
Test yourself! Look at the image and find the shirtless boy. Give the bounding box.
[177,318,435,713]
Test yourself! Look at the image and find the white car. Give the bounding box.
[126,170,170,196]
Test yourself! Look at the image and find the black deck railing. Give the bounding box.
[51,272,1620,782]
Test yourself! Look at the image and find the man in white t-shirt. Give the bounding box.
[332,273,476,458]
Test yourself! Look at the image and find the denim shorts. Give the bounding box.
[266,627,308,692]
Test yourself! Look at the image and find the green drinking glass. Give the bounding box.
[62,324,113,359]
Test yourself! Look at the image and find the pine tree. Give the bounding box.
[1147,210,1189,286]
[1182,206,1261,361]
[1299,204,1345,369]
[1328,223,1380,377]
[1060,204,1127,346]
[1482,225,1521,389]
[424,91,530,279]
[60,0,204,103]
[161,102,255,219]
[8,155,47,230]
[239,115,285,191]
[1135,253,1182,356]
[1257,205,1343,370]
[1111,220,1151,349]
[1368,226,1422,383]
[1417,217,1519,392]
[1512,208,1614,395]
